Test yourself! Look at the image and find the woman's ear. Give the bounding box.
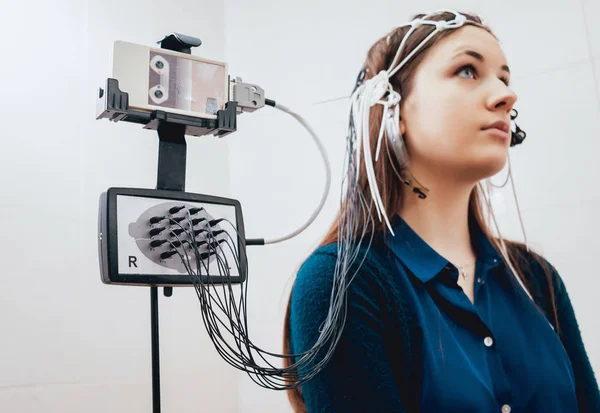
[400,114,406,136]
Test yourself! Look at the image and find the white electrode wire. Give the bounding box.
[478,180,535,304]
[506,153,529,250]
[262,102,331,244]
[157,9,541,391]
[346,10,470,236]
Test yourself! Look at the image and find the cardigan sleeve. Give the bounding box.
[289,248,407,413]
[545,260,600,413]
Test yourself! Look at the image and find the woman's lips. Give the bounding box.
[483,127,510,140]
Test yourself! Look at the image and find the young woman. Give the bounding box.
[282,10,600,413]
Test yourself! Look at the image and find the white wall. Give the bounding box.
[0,0,238,412]
[2,1,599,412]
[223,1,600,412]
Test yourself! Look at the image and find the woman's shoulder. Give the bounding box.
[505,241,569,326]
[295,241,392,286]
[508,242,566,294]
[291,241,396,307]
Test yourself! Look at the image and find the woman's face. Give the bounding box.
[399,25,518,183]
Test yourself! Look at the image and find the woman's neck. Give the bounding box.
[398,179,477,265]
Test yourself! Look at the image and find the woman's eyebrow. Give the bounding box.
[451,49,510,74]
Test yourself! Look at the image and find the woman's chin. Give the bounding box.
[470,151,508,180]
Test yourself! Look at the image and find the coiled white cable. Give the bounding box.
[262,102,332,245]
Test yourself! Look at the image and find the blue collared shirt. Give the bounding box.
[382,215,578,412]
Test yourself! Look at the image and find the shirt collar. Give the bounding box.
[383,214,504,283]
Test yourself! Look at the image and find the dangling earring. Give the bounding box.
[398,170,429,199]
[492,108,526,189]
[510,109,526,147]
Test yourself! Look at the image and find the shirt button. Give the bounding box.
[484,337,494,347]
[477,277,482,283]
[502,405,511,413]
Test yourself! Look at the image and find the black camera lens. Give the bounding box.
[155,60,164,69]
[154,90,163,99]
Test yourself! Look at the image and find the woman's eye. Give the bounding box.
[456,64,510,86]
[457,64,476,79]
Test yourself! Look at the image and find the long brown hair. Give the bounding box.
[282,11,560,412]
